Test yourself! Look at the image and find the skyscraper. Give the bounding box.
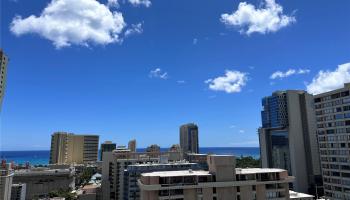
[314,83,350,199]
[128,139,136,152]
[0,49,9,110]
[50,132,99,164]
[180,123,199,155]
[100,141,116,161]
[259,90,322,194]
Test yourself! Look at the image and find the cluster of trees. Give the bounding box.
[235,156,261,168]
[48,189,76,200]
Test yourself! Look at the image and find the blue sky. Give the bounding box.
[1,0,350,150]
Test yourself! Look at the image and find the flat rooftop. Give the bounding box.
[236,168,286,174]
[289,190,314,198]
[15,168,71,176]
[142,170,210,177]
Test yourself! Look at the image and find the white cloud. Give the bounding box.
[270,68,310,79]
[149,68,168,80]
[220,0,295,35]
[205,70,248,93]
[193,38,198,45]
[107,0,119,8]
[10,0,126,48]
[239,130,245,133]
[128,0,151,7]
[306,62,350,95]
[229,125,236,128]
[124,23,143,37]
[177,80,186,84]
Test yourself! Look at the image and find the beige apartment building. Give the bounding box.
[50,132,99,164]
[0,49,9,110]
[139,155,295,200]
[314,83,350,200]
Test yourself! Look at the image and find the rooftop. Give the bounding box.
[142,170,210,177]
[289,190,314,199]
[236,168,286,174]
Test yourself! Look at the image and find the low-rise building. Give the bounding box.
[139,155,295,200]
[13,168,74,200]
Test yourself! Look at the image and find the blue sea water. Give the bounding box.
[0,147,259,165]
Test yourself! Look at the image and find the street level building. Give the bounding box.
[139,155,295,200]
[259,90,322,194]
[314,83,350,200]
[50,132,99,164]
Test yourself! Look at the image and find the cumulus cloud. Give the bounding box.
[193,38,198,45]
[205,70,248,93]
[128,0,151,7]
[149,68,168,80]
[270,68,310,79]
[124,23,143,37]
[306,62,350,95]
[220,0,295,35]
[107,0,119,8]
[10,0,126,48]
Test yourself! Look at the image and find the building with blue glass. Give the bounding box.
[259,90,322,195]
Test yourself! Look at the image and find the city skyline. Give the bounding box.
[1,0,350,151]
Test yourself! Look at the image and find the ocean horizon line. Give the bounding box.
[0,146,259,152]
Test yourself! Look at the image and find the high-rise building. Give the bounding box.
[100,141,116,161]
[314,83,350,200]
[180,123,199,156]
[0,162,14,200]
[49,132,99,164]
[128,139,136,152]
[259,90,322,194]
[139,155,296,200]
[0,49,9,110]
[101,148,183,200]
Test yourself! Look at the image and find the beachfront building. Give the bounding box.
[128,139,137,153]
[259,90,322,194]
[50,132,99,164]
[139,155,295,200]
[314,83,350,200]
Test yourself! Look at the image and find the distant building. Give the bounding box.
[180,123,199,156]
[259,90,322,194]
[10,183,26,200]
[139,155,295,200]
[313,83,350,200]
[12,167,74,200]
[145,144,160,157]
[50,132,99,164]
[0,49,9,110]
[128,139,136,152]
[100,141,116,161]
[0,162,14,200]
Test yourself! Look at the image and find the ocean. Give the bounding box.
[0,147,260,165]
